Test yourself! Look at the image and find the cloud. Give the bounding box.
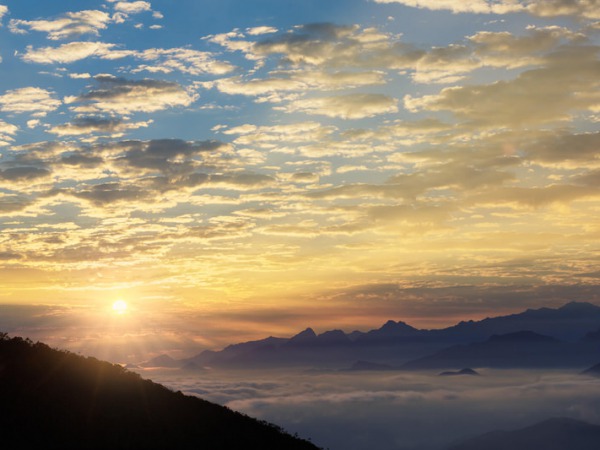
[0,194,32,212]
[372,0,600,19]
[69,73,92,79]
[132,48,235,76]
[209,23,582,97]
[0,166,50,182]
[66,75,198,114]
[233,23,407,68]
[208,173,275,188]
[527,0,600,19]
[209,76,308,98]
[0,5,8,23]
[210,70,386,100]
[58,153,104,168]
[404,45,600,127]
[285,94,398,119]
[323,283,600,324]
[367,203,452,225]
[576,169,600,187]
[0,120,18,146]
[0,87,61,116]
[221,121,335,147]
[112,1,153,15]
[372,0,523,14]
[145,369,600,450]
[468,184,599,208]
[22,41,127,64]
[9,10,111,40]
[246,26,278,36]
[0,137,250,213]
[525,131,600,164]
[69,182,147,206]
[22,42,233,76]
[114,139,228,175]
[307,157,515,201]
[0,251,22,260]
[185,217,255,241]
[468,26,584,64]
[48,117,152,137]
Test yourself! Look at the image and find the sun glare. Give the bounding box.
[112,300,128,314]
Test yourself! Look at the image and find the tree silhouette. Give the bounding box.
[0,333,320,450]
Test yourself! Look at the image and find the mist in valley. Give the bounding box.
[141,368,600,450]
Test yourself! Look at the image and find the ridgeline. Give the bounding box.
[0,333,319,450]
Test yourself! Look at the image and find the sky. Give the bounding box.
[0,0,598,361]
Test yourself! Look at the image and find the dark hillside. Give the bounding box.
[0,333,319,450]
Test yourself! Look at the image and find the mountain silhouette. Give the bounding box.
[347,360,396,371]
[141,353,180,368]
[439,368,480,376]
[355,320,422,344]
[402,331,598,370]
[181,302,600,369]
[448,417,600,450]
[486,330,559,343]
[287,327,318,345]
[0,333,319,450]
[430,301,600,342]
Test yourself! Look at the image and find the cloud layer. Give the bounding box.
[146,369,600,450]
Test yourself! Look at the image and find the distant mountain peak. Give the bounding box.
[559,301,600,312]
[141,353,179,368]
[381,319,413,329]
[316,329,351,345]
[372,319,419,335]
[288,327,317,343]
[319,329,345,336]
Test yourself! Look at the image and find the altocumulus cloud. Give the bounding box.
[373,0,600,19]
[65,75,198,114]
[0,87,61,116]
[48,116,152,137]
[9,10,112,40]
[285,93,398,119]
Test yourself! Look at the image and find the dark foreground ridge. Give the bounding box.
[0,333,320,450]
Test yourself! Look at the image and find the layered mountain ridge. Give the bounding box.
[142,301,600,370]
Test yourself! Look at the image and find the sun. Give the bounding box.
[112,300,128,314]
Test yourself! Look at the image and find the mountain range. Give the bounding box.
[143,302,600,370]
[401,330,599,370]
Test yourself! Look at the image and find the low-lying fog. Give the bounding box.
[138,368,600,450]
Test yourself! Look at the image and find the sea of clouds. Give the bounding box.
[143,368,600,450]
